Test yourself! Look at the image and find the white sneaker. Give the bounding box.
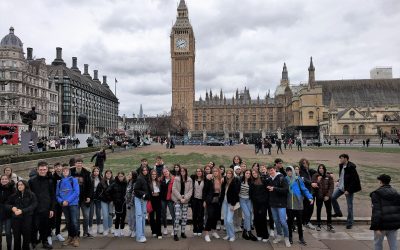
[262,238,269,243]
[205,235,211,242]
[306,222,316,230]
[152,234,157,238]
[137,237,146,243]
[171,231,174,236]
[56,234,65,242]
[257,237,262,241]
[163,228,168,235]
[97,225,104,234]
[270,230,275,238]
[216,225,221,230]
[89,227,93,234]
[212,232,220,239]
[273,235,282,244]
[114,229,120,237]
[284,237,291,247]
[223,236,229,240]
[234,227,242,232]
[222,226,226,231]
[103,230,109,236]
[130,231,136,238]
[157,236,162,239]
[229,237,235,242]
[47,236,53,245]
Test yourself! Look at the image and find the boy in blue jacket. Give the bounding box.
[56,166,80,247]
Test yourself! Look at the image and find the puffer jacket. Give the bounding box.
[286,175,313,210]
[249,179,268,205]
[370,185,400,230]
[6,190,37,218]
[312,172,334,199]
[106,178,127,206]
[339,161,361,193]
[28,175,56,213]
[134,175,151,200]
[172,176,193,204]
[96,179,114,203]
[0,183,16,220]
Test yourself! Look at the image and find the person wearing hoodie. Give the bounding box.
[220,168,239,242]
[0,174,16,250]
[249,169,270,242]
[134,166,151,243]
[70,158,93,238]
[266,165,290,248]
[7,180,37,250]
[311,164,335,232]
[299,158,317,230]
[154,156,165,178]
[106,172,127,237]
[285,166,313,246]
[331,154,361,229]
[28,161,56,250]
[56,165,80,247]
[370,174,400,250]
[125,171,138,238]
[171,166,193,241]
[96,170,114,236]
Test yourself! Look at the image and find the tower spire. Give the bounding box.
[308,56,315,88]
[177,0,188,18]
[281,62,289,86]
[139,104,144,119]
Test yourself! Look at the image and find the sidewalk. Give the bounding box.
[19,225,397,250]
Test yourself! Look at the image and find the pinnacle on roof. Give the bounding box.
[309,57,315,71]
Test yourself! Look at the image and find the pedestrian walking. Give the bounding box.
[276,139,283,154]
[370,174,400,250]
[331,154,362,229]
[91,149,106,175]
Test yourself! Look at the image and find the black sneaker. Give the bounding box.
[84,233,94,239]
[332,213,343,217]
[327,225,335,233]
[181,233,187,239]
[346,225,352,229]
[316,225,321,231]
[174,235,179,241]
[299,239,307,245]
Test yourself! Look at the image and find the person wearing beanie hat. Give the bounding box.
[370,174,400,250]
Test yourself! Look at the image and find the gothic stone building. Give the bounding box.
[0,27,59,138]
[171,1,400,140]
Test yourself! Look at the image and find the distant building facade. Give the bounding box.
[370,67,393,79]
[0,27,59,138]
[170,1,400,140]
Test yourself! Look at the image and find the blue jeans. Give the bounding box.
[161,200,175,228]
[101,201,113,231]
[271,207,289,238]
[63,205,79,238]
[0,218,12,250]
[135,197,147,240]
[222,200,235,239]
[331,188,354,226]
[239,197,252,231]
[79,202,91,235]
[374,230,398,250]
[89,200,102,228]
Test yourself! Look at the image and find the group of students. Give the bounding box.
[1,153,399,250]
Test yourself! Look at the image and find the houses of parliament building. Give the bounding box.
[171,0,400,140]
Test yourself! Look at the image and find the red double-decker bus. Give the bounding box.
[0,124,19,145]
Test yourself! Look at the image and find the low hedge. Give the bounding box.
[0,147,101,165]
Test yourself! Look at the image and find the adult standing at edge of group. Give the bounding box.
[0,174,16,250]
[299,158,317,230]
[134,166,151,243]
[370,174,400,250]
[91,148,106,175]
[28,161,55,250]
[331,154,361,229]
[70,158,93,238]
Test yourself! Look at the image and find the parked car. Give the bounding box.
[206,139,225,146]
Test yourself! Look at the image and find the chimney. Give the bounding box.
[103,75,107,84]
[84,64,89,74]
[27,48,33,60]
[51,47,66,66]
[93,70,99,80]
[56,47,62,60]
[72,57,77,68]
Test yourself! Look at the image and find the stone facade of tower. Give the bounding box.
[170,0,195,132]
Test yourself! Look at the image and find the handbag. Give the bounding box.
[146,201,153,213]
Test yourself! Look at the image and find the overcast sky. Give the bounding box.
[1,0,400,116]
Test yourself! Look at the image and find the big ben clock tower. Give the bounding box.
[171,0,195,132]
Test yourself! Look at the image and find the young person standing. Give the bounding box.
[160,168,175,236]
[89,167,102,235]
[0,175,16,250]
[220,168,239,242]
[149,170,162,239]
[96,170,114,236]
[239,170,257,241]
[106,172,127,237]
[191,168,205,236]
[125,171,137,238]
[51,163,65,242]
[171,167,193,241]
[299,158,317,230]
[134,166,151,243]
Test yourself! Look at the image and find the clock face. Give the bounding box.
[176,38,188,49]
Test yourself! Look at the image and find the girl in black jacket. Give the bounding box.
[107,172,127,237]
[134,166,151,243]
[0,175,16,250]
[7,180,37,250]
[219,169,239,241]
[96,170,114,235]
[89,167,102,234]
[149,170,162,239]
[249,170,270,242]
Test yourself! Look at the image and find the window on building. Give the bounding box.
[358,125,365,134]
[343,125,349,135]
[0,71,4,79]
[391,127,398,135]
[349,111,355,119]
[308,111,314,119]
